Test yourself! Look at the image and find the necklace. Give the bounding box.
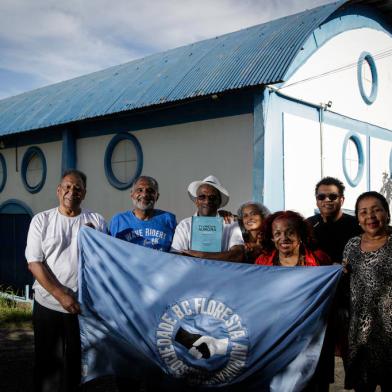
[361,232,389,252]
[362,232,388,241]
[275,253,305,266]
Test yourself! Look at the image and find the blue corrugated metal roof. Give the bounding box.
[0,0,351,136]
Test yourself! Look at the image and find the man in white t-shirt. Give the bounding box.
[25,169,106,392]
[171,175,244,261]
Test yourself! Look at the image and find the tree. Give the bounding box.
[379,172,392,205]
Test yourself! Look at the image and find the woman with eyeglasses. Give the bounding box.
[255,210,330,266]
[342,191,392,392]
[237,201,270,262]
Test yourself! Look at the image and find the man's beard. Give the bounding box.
[132,197,155,211]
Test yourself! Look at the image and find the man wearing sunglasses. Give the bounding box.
[171,175,244,261]
[307,176,360,263]
[306,176,361,392]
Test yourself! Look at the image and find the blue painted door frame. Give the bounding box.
[259,90,392,212]
[0,200,33,294]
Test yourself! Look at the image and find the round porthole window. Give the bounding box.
[342,133,364,187]
[104,133,143,190]
[21,146,47,193]
[0,153,6,192]
[357,52,378,105]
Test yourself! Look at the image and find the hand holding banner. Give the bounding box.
[78,227,341,391]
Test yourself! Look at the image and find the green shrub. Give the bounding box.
[0,287,32,328]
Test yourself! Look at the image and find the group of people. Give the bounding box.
[25,169,392,392]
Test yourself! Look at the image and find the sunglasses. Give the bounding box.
[316,193,340,201]
[197,195,219,202]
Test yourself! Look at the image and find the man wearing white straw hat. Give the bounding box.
[171,175,244,261]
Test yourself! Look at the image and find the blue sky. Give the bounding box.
[0,0,331,100]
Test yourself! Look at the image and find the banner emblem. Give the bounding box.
[156,297,249,386]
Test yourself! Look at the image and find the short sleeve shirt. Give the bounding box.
[109,209,176,252]
[25,207,106,312]
[171,216,244,252]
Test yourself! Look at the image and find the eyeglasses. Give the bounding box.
[197,194,219,202]
[316,193,339,201]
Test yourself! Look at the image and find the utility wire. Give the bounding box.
[280,47,392,90]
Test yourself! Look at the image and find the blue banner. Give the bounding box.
[78,227,341,391]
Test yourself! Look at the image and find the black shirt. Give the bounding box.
[307,213,361,263]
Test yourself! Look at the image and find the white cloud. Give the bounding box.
[0,0,331,99]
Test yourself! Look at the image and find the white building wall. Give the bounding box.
[282,27,392,130]
[0,141,61,213]
[267,24,392,217]
[370,138,392,191]
[283,114,321,218]
[78,114,253,221]
[283,116,370,217]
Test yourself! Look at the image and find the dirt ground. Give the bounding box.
[0,326,117,392]
[0,327,34,392]
[0,325,374,392]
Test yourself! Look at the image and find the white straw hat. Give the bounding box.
[187,175,230,208]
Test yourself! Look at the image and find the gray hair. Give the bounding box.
[237,201,270,220]
[61,169,87,188]
[131,176,159,193]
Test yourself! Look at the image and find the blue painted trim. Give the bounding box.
[262,91,287,212]
[252,89,266,202]
[366,136,371,191]
[273,90,392,141]
[0,91,253,147]
[76,91,253,139]
[61,129,76,173]
[263,90,392,211]
[1,128,62,149]
[389,148,392,177]
[0,199,33,216]
[342,132,365,187]
[274,89,325,112]
[21,146,47,194]
[319,107,324,177]
[0,153,6,192]
[283,6,392,82]
[357,51,378,105]
[281,111,286,208]
[323,110,392,141]
[104,133,143,190]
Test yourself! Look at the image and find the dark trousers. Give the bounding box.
[115,376,141,392]
[33,300,81,392]
[353,379,392,392]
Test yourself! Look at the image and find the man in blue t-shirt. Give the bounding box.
[109,176,176,252]
[109,175,176,391]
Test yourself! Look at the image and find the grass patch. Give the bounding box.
[0,289,32,328]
